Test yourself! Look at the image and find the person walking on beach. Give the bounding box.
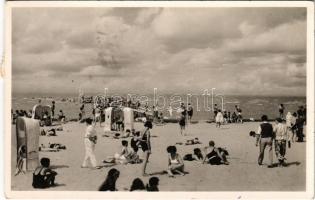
[187,103,193,123]
[215,110,224,128]
[81,118,99,169]
[140,120,153,176]
[256,115,274,168]
[278,104,285,119]
[274,118,288,167]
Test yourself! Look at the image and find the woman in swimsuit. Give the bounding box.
[140,120,153,176]
[166,145,185,177]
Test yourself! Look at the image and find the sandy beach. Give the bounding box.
[11,121,306,191]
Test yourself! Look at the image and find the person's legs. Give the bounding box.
[275,140,281,161]
[45,174,56,186]
[258,138,267,165]
[82,145,92,167]
[142,151,150,176]
[266,138,273,166]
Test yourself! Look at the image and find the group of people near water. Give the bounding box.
[12,98,305,190]
[214,104,243,128]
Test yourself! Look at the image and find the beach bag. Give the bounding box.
[183,154,194,161]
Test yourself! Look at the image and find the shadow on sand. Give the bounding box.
[50,165,70,169]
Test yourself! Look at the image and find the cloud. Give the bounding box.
[12,7,307,96]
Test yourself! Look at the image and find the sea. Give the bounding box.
[11,92,306,121]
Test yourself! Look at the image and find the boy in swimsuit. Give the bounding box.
[32,158,57,188]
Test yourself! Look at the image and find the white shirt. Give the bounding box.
[85,125,96,138]
[274,123,288,140]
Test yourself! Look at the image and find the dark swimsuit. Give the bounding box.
[206,148,222,165]
[140,130,149,152]
[32,167,48,188]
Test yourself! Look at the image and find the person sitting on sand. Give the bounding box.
[203,141,229,165]
[131,131,141,153]
[58,110,65,122]
[99,168,120,191]
[32,157,57,189]
[215,110,224,128]
[185,138,201,145]
[166,145,185,177]
[15,145,27,176]
[146,177,159,192]
[130,178,146,191]
[122,129,131,138]
[103,140,140,165]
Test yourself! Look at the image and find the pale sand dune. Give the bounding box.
[11,122,306,191]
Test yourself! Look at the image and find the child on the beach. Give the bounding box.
[15,145,27,176]
[32,157,58,189]
[202,141,229,165]
[131,131,141,153]
[166,145,185,177]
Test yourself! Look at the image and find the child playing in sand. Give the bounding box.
[15,145,27,176]
[202,141,229,165]
[32,157,57,189]
[166,145,185,177]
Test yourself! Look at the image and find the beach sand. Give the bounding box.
[11,122,306,191]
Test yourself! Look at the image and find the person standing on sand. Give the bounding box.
[215,110,224,128]
[278,104,285,119]
[81,118,99,169]
[140,120,153,176]
[51,101,55,119]
[187,103,193,123]
[213,104,218,121]
[274,118,288,167]
[168,105,173,117]
[256,115,274,168]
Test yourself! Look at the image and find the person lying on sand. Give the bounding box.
[185,138,201,145]
[202,141,229,165]
[183,148,204,162]
[39,143,66,152]
[40,129,57,136]
[166,145,185,177]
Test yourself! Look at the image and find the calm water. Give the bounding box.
[11,93,306,121]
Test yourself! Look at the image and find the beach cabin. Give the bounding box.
[32,104,52,126]
[104,107,134,132]
[16,117,40,171]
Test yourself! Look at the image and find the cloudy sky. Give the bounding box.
[12,7,307,96]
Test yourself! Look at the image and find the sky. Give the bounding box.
[12,7,307,96]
